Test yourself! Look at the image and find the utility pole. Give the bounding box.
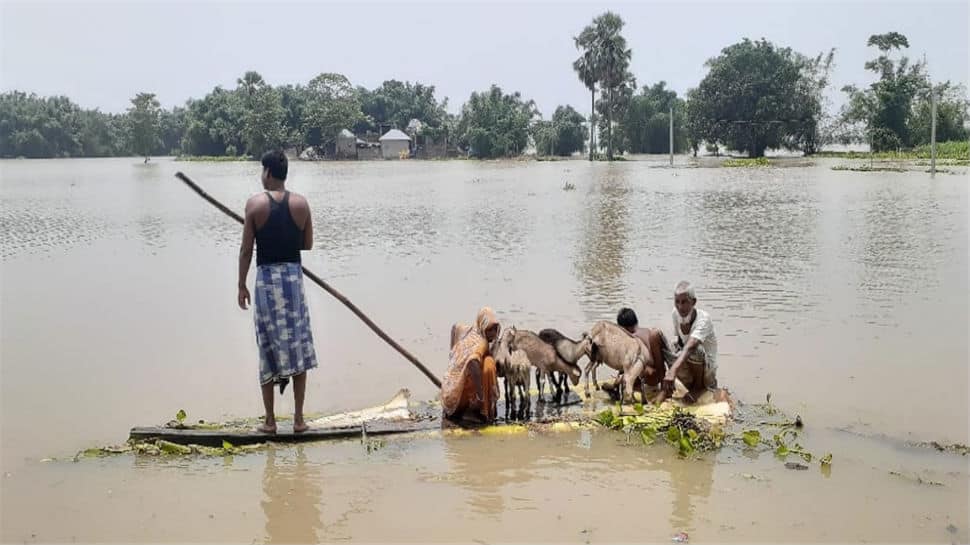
[931,87,937,177]
[669,105,674,166]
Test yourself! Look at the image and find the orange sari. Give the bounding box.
[441,307,499,423]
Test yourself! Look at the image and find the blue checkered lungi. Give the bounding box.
[254,262,318,385]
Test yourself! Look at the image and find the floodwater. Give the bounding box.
[1,156,967,543]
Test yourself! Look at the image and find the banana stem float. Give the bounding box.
[174,171,442,388]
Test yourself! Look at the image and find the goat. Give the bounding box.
[537,328,592,400]
[583,321,651,405]
[492,329,532,419]
[506,326,582,404]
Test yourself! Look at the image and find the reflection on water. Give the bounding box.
[261,445,323,544]
[437,429,716,533]
[574,170,632,320]
[665,457,714,532]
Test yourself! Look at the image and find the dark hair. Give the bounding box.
[617,307,638,329]
[261,150,288,181]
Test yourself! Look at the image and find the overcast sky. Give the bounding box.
[2,0,967,117]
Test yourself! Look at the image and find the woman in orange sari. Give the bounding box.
[441,307,500,425]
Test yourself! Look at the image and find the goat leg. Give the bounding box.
[551,371,563,404]
[506,376,514,419]
[535,368,544,404]
[520,373,532,418]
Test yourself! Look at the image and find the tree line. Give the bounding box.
[1,17,966,160]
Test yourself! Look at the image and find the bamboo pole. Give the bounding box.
[174,171,442,388]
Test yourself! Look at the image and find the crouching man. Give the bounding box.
[660,280,727,405]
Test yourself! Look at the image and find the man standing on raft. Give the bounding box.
[237,150,319,434]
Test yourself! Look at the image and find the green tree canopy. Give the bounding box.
[181,86,245,156]
[236,71,285,156]
[302,73,362,148]
[0,92,85,158]
[458,85,538,158]
[357,80,447,134]
[686,38,826,157]
[617,82,689,154]
[533,105,587,157]
[837,32,965,152]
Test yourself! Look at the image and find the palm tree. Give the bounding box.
[591,12,631,161]
[573,28,599,161]
[237,71,266,98]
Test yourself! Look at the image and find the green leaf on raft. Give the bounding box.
[222,440,234,451]
[176,409,186,423]
[742,430,761,447]
[157,440,192,455]
[774,444,789,458]
[679,436,696,456]
[594,409,615,428]
[634,402,645,415]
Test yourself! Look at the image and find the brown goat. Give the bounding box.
[492,329,532,419]
[538,328,592,400]
[506,326,582,404]
[583,321,650,405]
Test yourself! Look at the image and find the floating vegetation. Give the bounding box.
[593,394,832,467]
[815,143,969,161]
[915,159,969,167]
[889,470,944,487]
[723,157,771,167]
[831,164,907,172]
[72,438,262,461]
[911,441,969,456]
[562,181,576,191]
[594,405,724,457]
[174,155,252,162]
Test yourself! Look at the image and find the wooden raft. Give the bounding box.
[129,418,440,447]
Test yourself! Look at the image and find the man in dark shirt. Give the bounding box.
[237,150,317,434]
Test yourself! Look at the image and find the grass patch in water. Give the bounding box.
[723,157,771,167]
[175,155,253,162]
[815,141,969,161]
[831,164,908,172]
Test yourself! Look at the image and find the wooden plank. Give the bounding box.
[129,419,439,447]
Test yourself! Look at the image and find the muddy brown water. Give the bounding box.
[1,157,967,542]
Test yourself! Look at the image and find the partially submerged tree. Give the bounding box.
[840,32,966,151]
[127,92,161,161]
[617,81,688,154]
[533,105,587,157]
[457,85,538,158]
[685,39,827,157]
[573,29,598,160]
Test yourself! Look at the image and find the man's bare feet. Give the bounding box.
[256,422,277,434]
[293,420,309,433]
